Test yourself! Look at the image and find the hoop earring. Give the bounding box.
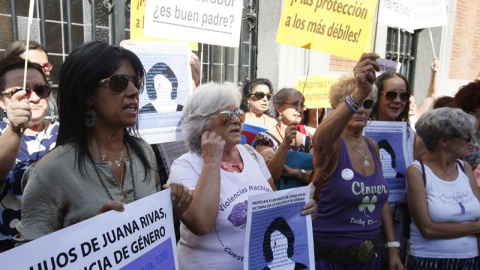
[84,107,96,128]
[367,117,372,125]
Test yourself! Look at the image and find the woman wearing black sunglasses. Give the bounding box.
[0,57,57,252]
[372,71,418,262]
[15,41,192,244]
[167,82,317,270]
[240,78,278,144]
[311,55,403,269]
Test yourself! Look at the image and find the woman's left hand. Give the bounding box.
[301,199,317,219]
[163,183,193,220]
[388,248,404,270]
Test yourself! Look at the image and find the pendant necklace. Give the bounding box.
[92,153,137,201]
[101,146,125,167]
[343,136,370,167]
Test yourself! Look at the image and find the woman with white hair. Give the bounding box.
[406,108,480,269]
[168,82,317,270]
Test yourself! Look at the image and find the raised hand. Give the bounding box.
[353,53,380,99]
[201,130,225,165]
[5,89,31,133]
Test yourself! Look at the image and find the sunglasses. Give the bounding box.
[249,92,272,100]
[0,84,51,99]
[380,91,410,102]
[41,63,54,72]
[210,109,245,125]
[362,99,374,109]
[98,74,143,93]
[283,101,307,111]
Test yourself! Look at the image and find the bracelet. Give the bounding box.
[345,94,361,110]
[300,169,306,181]
[348,93,361,108]
[385,241,400,248]
[343,97,358,114]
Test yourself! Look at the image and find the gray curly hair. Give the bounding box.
[182,82,242,154]
[416,107,477,151]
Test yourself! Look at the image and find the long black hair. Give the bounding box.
[56,41,150,175]
[240,78,274,112]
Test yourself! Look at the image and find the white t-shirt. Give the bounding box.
[168,145,273,270]
[409,160,480,258]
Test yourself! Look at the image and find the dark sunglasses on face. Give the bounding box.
[249,92,272,100]
[362,99,374,109]
[0,84,51,99]
[380,91,410,102]
[210,109,245,125]
[98,74,144,93]
[41,62,54,72]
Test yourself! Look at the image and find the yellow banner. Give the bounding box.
[295,75,339,108]
[130,0,198,51]
[276,0,378,60]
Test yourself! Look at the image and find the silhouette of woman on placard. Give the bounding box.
[139,62,183,113]
[262,217,307,270]
[378,139,405,178]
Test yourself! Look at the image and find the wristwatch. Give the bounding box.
[300,169,306,180]
[385,241,401,248]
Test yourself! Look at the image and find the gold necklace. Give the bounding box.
[101,146,125,167]
[343,136,370,167]
[92,154,137,201]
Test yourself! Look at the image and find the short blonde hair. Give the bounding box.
[329,74,377,108]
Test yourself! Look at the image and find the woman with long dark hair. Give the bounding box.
[15,41,191,243]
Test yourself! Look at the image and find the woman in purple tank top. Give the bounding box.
[310,53,404,270]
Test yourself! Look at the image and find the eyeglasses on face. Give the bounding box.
[282,101,307,111]
[210,109,245,125]
[362,99,374,109]
[380,91,410,102]
[41,63,54,72]
[459,135,472,143]
[249,92,272,100]
[0,84,51,99]
[98,74,144,93]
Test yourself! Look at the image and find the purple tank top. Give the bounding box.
[313,138,389,242]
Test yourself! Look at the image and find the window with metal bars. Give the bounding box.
[385,27,418,87]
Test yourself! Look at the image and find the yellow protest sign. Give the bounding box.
[295,75,339,108]
[276,0,378,60]
[130,0,198,51]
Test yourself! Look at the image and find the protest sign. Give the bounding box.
[412,0,447,30]
[0,190,178,270]
[363,121,408,202]
[122,41,192,144]
[378,0,447,33]
[244,186,314,269]
[143,0,243,47]
[130,0,198,50]
[376,58,401,74]
[276,0,378,60]
[295,75,338,108]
